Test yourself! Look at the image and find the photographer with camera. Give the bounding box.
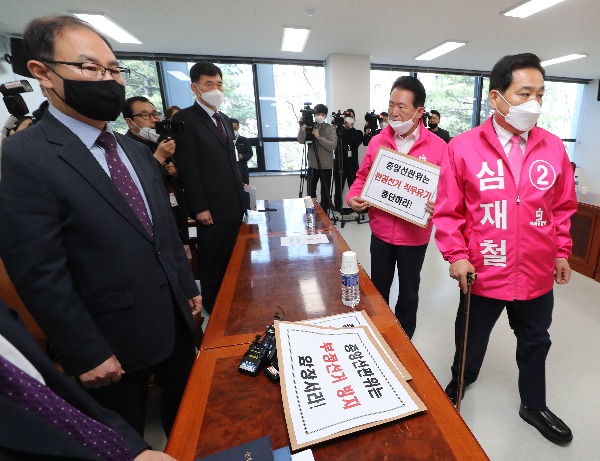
[333,109,363,211]
[123,96,189,243]
[347,76,448,339]
[362,110,388,146]
[297,103,337,214]
[427,109,451,143]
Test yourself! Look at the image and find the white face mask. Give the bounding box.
[388,111,417,136]
[494,91,541,132]
[233,130,239,138]
[315,115,326,124]
[345,117,355,126]
[194,85,224,108]
[379,121,388,129]
[138,126,161,143]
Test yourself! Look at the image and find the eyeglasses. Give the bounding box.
[132,111,162,120]
[44,61,131,80]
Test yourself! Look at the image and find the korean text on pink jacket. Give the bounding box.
[347,121,448,246]
[433,117,577,301]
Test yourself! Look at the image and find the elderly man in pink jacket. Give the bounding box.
[347,76,448,339]
[434,53,577,445]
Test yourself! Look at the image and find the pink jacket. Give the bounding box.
[347,121,448,246]
[434,117,577,301]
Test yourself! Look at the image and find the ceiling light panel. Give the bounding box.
[73,13,141,44]
[281,27,310,53]
[502,0,566,19]
[415,41,466,61]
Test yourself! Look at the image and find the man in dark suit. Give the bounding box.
[0,16,201,436]
[427,110,451,143]
[172,62,245,314]
[230,118,253,185]
[123,96,189,243]
[0,300,177,461]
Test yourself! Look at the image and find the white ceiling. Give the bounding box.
[0,0,598,80]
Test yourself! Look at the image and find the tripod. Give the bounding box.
[298,130,334,221]
[332,125,369,228]
[332,125,352,228]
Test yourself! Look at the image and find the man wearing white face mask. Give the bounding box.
[123,96,189,243]
[333,109,363,211]
[172,62,245,315]
[347,76,447,340]
[297,103,337,214]
[434,53,576,445]
[123,96,175,164]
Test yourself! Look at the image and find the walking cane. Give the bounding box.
[456,272,476,413]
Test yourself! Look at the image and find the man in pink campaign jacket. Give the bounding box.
[434,53,577,445]
[347,76,448,339]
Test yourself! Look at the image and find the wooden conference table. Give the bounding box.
[569,192,600,281]
[167,199,488,461]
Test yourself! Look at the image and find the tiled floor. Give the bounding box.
[146,218,600,460]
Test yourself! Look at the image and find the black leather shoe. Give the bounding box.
[444,380,470,405]
[519,404,573,445]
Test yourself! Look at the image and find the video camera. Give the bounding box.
[154,120,185,141]
[421,111,430,126]
[300,102,317,131]
[330,110,344,127]
[364,110,380,133]
[1,80,33,119]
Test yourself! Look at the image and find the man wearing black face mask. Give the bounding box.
[427,110,451,143]
[0,16,201,437]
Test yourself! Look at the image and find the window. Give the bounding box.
[159,60,325,172]
[537,81,585,141]
[257,63,325,171]
[112,59,163,134]
[116,58,586,171]
[481,77,494,123]
[417,73,477,138]
[370,70,410,114]
[219,64,258,168]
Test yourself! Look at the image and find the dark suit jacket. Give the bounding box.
[0,300,149,460]
[125,130,190,243]
[0,112,199,376]
[430,127,451,143]
[172,104,245,222]
[235,134,253,182]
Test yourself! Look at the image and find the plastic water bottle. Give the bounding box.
[341,272,360,307]
[304,196,315,230]
[574,175,579,192]
[341,251,360,308]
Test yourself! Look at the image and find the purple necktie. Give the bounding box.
[507,134,524,188]
[0,354,132,461]
[96,132,154,238]
[212,112,227,142]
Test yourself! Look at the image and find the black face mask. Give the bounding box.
[54,78,125,121]
[428,122,438,129]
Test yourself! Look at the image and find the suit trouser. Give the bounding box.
[333,162,357,210]
[369,234,428,339]
[195,219,241,313]
[84,308,195,437]
[238,163,249,185]
[450,290,553,410]
[308,168,333,213]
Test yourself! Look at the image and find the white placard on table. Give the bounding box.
[281,234,329,246]
[275,321,426,450]
[360,147,440,228]
[299,311,411,380]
